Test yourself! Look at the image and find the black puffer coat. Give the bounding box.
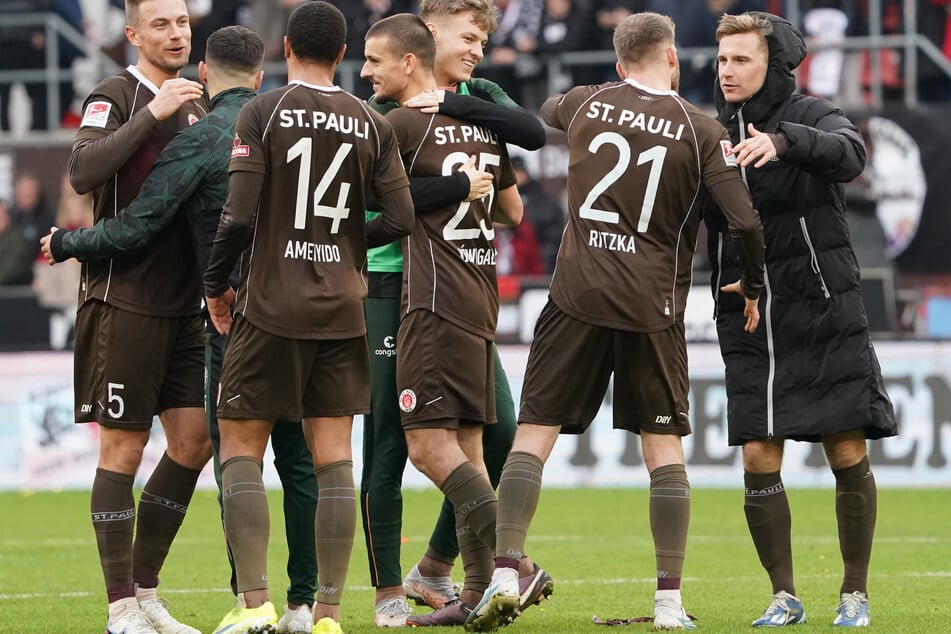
[704,13,898,445]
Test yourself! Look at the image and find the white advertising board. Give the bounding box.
[0,341,948,490]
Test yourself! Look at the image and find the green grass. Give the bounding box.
[1,488,949,633]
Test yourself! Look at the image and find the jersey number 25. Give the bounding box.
[441,151,499,242]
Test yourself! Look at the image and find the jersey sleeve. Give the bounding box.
[698,117,740,189]
[68,80,162,194]
[369,109,411,197]
[540,85,594,133]
[228,98,268,175]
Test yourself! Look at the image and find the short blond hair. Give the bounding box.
[418,0,499,34]
[716,13,772,55]
[613,12,675,67]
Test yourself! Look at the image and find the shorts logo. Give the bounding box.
[720,140,737,167]
[399,389,417,413]
[81,101,111,128]
[231,135,250,158]
[374,335,397,357]
[187,113,199,125]
[655,415,672,425]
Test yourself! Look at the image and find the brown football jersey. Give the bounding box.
[70,67,207,317]
[225,82,409,339]
[543,78,741,332]
[386,108,517,340]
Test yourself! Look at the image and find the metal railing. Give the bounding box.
[3,8,951,134]
[0,12,121,131]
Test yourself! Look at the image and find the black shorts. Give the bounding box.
[217,314,370,420]
[518,299,690,436]
[396,309,495,430]
[73,300,204,430]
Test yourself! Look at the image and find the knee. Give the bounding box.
[102,441,147,474]
[825,438,867,470]
[166,432,213,470]
[407,441,453,484]
[743,440,783,473]
[406,441,433,477]
[641,433,686,473]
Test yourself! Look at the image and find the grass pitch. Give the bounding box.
[1,487,948,633]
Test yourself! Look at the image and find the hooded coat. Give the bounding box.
[703,13,898,445]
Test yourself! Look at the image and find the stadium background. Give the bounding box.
[0,0,949,493]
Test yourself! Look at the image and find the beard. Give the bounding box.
[141,45,191,75]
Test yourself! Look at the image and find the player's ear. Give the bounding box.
[124,24,138,47]
[426,22,438,40]
[335,43,347,66]
[198,61,208,85]
[615,61,627,81]
[283,35,290,60]
[404,53,415,76]
[254,70,263,91]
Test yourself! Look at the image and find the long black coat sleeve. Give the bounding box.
[777,100,866,183]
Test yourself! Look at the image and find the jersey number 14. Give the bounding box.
[287,138,353,233]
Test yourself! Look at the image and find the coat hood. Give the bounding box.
[714,12,807,126]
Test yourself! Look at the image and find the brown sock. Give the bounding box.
[315,460,356,606]
[424,545,456,567]
[91,468,136,603]
[495,451,543,563]
[132,453,201,588]
[221,456,269,593]
[833,456,876,596]
[745,470,796,596]
[649,464,690,590]
[440,461,497,551]
[456,523,492,596]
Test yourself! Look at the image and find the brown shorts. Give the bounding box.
[396,309,495,429]
[518,300,690,436]
[217,314,370,420]
[73,300,204,430]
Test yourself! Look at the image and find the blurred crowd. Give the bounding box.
[1,0,950,321]
[1,0,951,132]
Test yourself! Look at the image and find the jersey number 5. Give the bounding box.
[287,138,353,233]
[579,132,667,232]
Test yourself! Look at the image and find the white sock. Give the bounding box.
[490,567,519,587]
[655,589,682,604]
[135,586,158,603]
[108,596,139,621]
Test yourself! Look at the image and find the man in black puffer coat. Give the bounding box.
[703,12,898,629]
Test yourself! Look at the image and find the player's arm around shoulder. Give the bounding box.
[441,78,545,150]
[49,115,212,264]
